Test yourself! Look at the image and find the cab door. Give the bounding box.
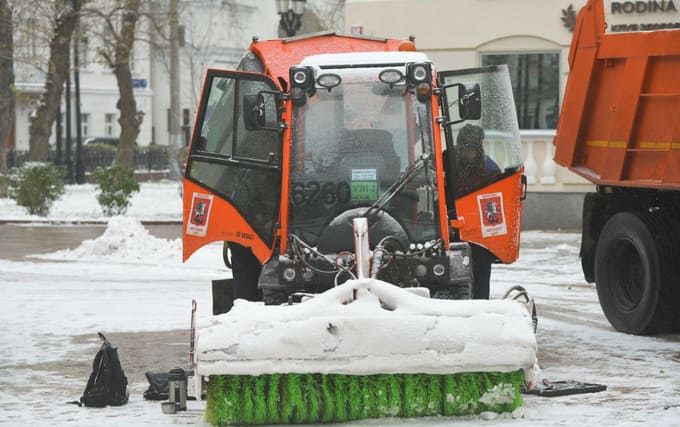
[437,65,525,263]
[183,69,282,262]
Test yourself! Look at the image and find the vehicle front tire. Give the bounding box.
[594,211,679,334]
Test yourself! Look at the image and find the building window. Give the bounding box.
[481,53,560,130]
[178,25,186,47]
[78,36,89,65]
[105,113,116,136]
[183,108,191,146]
[81,113,91,137]
[27,18,38,57]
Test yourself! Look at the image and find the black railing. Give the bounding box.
[6,146,174,174]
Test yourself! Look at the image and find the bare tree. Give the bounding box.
[149,1,236,117]
[0,0,13,193]
[167,0,182,179]
[325,0,346,31]
[90,0,143,167]
[112,0,143,167]
[27,0,82,162]
[170,4,218,108]
[305,0,344,33]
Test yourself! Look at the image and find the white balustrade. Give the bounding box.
[540,139,557,184]
[520,130,557,187]
[523,140,538,184]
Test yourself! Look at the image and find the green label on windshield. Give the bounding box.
[351,181,378,202]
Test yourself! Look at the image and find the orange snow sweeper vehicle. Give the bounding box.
[181,32,535,425]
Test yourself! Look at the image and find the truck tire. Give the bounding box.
[470,244,493,299]
[594,212,678,334]
[229,242,263,302]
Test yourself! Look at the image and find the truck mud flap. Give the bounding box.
[522,379,607,397]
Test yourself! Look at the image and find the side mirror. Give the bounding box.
[243,94,263,130]
[442,82,482,125]
[458,83,481,121]
[243,91,280,131]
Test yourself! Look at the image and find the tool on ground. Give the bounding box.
[522,379,607,397]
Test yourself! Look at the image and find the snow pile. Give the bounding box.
[197,279,537,378]
[36,216,181,264]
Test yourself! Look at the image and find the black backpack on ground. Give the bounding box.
[79,332,129,407]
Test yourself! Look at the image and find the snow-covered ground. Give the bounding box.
[1,182,679,426]
[0,181,183,223]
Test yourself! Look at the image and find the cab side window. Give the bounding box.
[187,72,281,245]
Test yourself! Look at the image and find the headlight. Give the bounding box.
[317,73,341,89]
[379,69,404,85]
[289,66,316,97]
[292,69,308,85]
[412,65,427,81]
[406,62,431,85]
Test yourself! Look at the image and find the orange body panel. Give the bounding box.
[182,180,272,262]
[453,171,525,264]
[250,35,410,85]
[553,0,680,190]
[429,87,452,249]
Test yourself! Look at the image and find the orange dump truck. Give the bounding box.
[554,0,680,334]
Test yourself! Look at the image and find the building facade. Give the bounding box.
[11,0,278,151]
[345,0,680,228]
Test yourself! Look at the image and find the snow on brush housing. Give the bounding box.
[196,278,538,381]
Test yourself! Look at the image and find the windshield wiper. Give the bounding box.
[362,153,429,221]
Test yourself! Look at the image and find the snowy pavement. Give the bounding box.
[0,182,679,426]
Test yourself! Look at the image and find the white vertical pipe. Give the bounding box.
[353,217,370,279]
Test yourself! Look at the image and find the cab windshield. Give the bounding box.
[288,67,440,247]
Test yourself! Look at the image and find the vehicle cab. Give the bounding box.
[182,34,524,303]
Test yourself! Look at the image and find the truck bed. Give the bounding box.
[553,0,680,190]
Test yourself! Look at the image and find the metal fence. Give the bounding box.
[6,146,173,174]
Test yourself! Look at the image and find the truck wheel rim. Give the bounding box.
[611,240,645,311]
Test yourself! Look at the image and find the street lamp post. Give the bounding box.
[276,0,306,37]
